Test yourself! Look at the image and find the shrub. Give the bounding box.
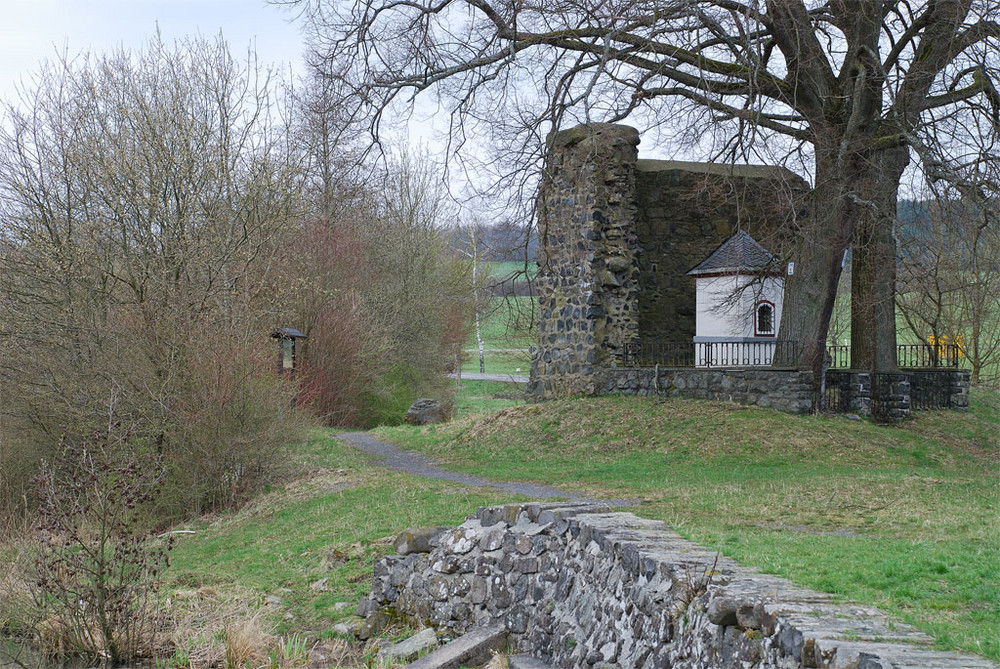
[29,427,172,665]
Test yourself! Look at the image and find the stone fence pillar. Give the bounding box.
[872,372,911,421]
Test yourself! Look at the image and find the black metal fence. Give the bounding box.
[828,344,961,369]
[624,340,801,368]
[908,370,960,410]
[827,345,850,369]
[896,344,961,369]
[910,383,951,410]
[624,341,696,367]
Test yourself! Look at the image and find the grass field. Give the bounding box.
[460,349,531,375]
[376,389,1000,662]
[469,295,535,348]
[451,379,526,416]
[161,429,523,664]
[487,261,536,282]
[35,381,989,666]
[464,294,534,375]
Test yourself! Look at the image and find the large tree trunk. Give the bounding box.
[776,145,854,380]
[778,135,909,388]
[850,148,909,371]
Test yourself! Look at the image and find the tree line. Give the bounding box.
[282,0,1000,385]
[0,34,473,521]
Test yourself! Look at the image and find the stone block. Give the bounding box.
[405,624,508,669]
[377,627,438,664]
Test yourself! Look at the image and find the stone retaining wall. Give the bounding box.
[360,503,998,669]
[825,369,970,418]
[596,367,816,414]
[908,369,971,410]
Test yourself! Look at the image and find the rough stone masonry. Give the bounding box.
[360,503,998,669]
[528,122,807,402]
[526,122,970,418]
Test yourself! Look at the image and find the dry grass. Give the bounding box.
[162,587,273,668]
[160,585,362,668]
[483,651,510,668]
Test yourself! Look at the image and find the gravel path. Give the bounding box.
[334,431,578,500]
[447,372,529,383]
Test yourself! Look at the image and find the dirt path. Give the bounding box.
[334,431,579,500]
[447,372,529,383]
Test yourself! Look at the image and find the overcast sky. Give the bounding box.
[0,0,306,102]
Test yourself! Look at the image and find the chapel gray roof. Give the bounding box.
[687,231,778,276]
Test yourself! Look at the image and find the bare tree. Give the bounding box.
[280,0,1000,378]
[0,34,304,516]
[898,195,1000,385]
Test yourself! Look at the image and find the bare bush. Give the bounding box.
[28,426,171,665]
[281,151,475,427]
[0,34,305,519]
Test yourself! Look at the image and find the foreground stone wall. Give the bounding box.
[361,503,997,669]
[596,367,816,414]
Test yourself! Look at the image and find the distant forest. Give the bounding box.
[455,200,938,266]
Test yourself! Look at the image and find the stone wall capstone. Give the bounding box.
[360,503,998,669]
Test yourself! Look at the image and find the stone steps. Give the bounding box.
[405,624,507,669]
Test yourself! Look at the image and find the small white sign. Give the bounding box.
[787,262,795,276]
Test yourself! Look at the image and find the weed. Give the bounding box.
[669,554,719,625]
[270,633,312,667]
[155,644,192,669]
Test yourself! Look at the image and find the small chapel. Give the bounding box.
[527,122,807,401]
[688,231,785,367]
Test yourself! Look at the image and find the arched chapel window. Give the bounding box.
[755,301,775,337]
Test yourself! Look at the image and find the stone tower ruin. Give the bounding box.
[526,123,809,401]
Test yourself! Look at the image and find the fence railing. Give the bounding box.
[624,341,962,370]
[827,344,961,369]
[624,341,696,367]
[624,341,800,368]
[896,344,961,368]
[827,345,850,369]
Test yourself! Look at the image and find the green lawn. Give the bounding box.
[376,389,1000,662]
[460,349,531,375]
[164,431,524,638]
[462,293,533,374]
[486,261,536,282]
[452,379,525,417]
[468,296,535,350]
